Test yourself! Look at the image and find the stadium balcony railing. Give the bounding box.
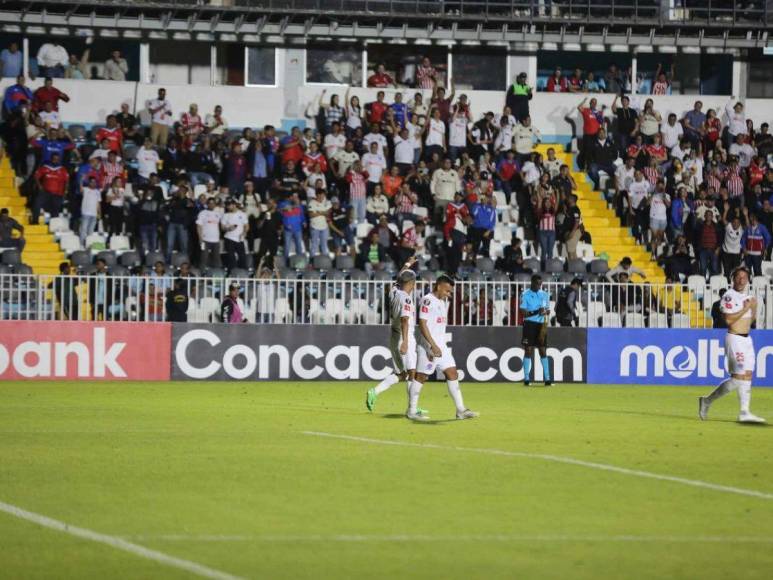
[1,274,771,329]
[76,0,769,27]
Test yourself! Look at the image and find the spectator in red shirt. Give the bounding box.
[568,68,585,93]
[415,56,438,90]
[181,103,204,150]
[365,91,389,126]
[280,127,305,167]
[367,64,397,88]
[546,68,568,93]
[33,152,69,223]
[431,81,455,123]
[444,191,470,275]
[95,115,124,154]
[32,77,70,112]
[577,97,605,170]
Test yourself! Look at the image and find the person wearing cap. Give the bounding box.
[605,256,647,283]
[221,283,247,324]
[221,198,249,270]
[555,278,582,327]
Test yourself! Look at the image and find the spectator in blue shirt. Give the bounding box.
[469,195,497,256]
[0,43,23,78]
[30,127,75,165]
[520,274,551,386]
[280,193,306,257]
[3,75,32,115]
[390,92,408,129]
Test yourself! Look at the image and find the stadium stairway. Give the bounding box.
[533,144,708,328]
[0,157,64,275]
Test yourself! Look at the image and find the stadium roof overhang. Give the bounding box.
[1,0,769,50]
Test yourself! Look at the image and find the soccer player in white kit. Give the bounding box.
[366,258,423,413]
[409,274,478,421]
[699,266,766,423]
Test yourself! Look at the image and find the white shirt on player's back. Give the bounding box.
[418,291,448,348]
[390,287,416,335]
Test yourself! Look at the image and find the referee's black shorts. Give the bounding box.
[522,320,547,348]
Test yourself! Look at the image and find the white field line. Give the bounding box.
[123,533,773,545]
[302,431,773,501]
[0,500,245,580]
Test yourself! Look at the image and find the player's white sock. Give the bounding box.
[408,380,424,414]
[447,379,465,413]
[374,374,399,395]
[706,378,738,403]
[737,380,752,414]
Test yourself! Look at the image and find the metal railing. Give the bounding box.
[2,274,771,329]
[27,0,773,28]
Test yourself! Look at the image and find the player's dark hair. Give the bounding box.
[435,274,455,287]
[531,274,542,284]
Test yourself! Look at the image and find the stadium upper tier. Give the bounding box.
[2,0,771,47]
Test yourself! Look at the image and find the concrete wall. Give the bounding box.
[3,78,770,140]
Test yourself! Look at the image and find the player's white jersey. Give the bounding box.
[720,287,754,320]
[418,292,448,349]
[389,287,416,334]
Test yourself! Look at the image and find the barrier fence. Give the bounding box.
[1,274,772,330]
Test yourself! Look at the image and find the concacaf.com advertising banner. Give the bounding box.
[171,324,587,383]
[587,329,773,387]
[0,321,171,380]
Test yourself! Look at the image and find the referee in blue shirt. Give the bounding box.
[520,274,552,386]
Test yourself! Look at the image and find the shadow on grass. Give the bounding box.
[577,408,743,425]
[381,413,455,425]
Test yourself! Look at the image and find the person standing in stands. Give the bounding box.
[196,197,222,269]
[32,152,68,223]
[505,73,533,123]
[36,42,68,78]
[555,278,582,327]
[3,75,32,116]
[611,94,639,157]
[0,207,24,252]
[221,198,249,270]
[741,212,771,277]
[147,88,172,147]
[165,278,189,323]
[221,283,247,324]
[577,97,605,170]
[32,77,69,112]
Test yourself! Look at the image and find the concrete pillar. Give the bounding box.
[140,42,151,84]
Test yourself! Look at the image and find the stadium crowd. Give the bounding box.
[0,51,771,294]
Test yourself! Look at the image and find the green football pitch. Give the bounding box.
[1,381,772,580]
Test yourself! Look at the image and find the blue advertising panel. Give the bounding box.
[587,329,773,386]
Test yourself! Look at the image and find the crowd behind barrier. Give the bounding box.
[2,273,773,330]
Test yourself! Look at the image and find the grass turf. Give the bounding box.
[0,381,772,580]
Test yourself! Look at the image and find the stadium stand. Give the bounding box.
[0,0,771,328]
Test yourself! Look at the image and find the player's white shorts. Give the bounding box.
[417,343,456,375]
[390,333,417,374]
[725,333,755,375]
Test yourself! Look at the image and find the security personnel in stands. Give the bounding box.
[555,278,582,327]
[165,278,189,322]
[506,72,533,123]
